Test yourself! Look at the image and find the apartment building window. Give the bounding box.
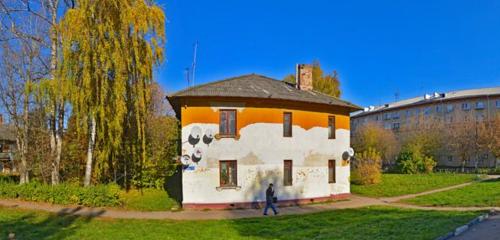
[283,160,293,186]
[392,122,400,131]
[446,104,454,113]
[462,102,470,111]
[219,160,237,187]
[405,110,411,117]
[384,123,391,129]
[475,101,485,110]
[328,116,336,139]
[435,105,442,113]
[328,160,336,183]
[415,108,421,116]
[424,107,431,115]
[392,112,400,119]
[497,100,500,109]
[219,110,236,137]
[383,113,390,120]
[283,112,292,137]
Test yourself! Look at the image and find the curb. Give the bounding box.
[435,210,496,240]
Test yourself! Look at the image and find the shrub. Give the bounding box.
[0,181,121,207]
[351,148,382,185]
[396,146,437,174]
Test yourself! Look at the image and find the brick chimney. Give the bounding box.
[296,64,313,91]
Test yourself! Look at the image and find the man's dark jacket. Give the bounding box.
[266,187,274,204]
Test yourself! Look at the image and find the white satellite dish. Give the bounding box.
[347,148,355,157]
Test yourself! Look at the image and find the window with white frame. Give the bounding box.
[446,104,454,113]
[475,101,485,110]
[462,102,470,111]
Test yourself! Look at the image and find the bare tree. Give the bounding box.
[0,0,70,184]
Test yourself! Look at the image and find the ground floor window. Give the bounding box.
[219,160,237,187]
[328,160,336,183]
[284,160,292,186]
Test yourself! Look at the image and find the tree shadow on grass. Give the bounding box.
[0,207,105,240]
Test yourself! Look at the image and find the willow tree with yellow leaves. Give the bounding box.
[59,0,165,186]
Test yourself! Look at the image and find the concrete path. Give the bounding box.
[452,214,500,240]
[0,176,497,220]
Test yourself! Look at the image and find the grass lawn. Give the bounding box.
[119,188,180,211]
[351,173,480,197]
[0,206,480,240]
[403,178,500,207]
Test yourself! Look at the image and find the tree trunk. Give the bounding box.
[49,0,63,185]
[84,116,96,187]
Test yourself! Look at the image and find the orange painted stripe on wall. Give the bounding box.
[180,100,350,131]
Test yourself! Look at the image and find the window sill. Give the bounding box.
[215,134,240,140]
[216,186,241,191]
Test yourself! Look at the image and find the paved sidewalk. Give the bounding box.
[0,176,497,220]
[452,214,500,240]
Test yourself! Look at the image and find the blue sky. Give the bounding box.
[157,0,500,107]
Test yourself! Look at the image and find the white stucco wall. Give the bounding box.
[181,120,352,205]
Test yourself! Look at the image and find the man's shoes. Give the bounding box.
[275,212,279,215]
[263,213,268,216]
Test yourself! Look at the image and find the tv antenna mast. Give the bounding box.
[191,41,198,87]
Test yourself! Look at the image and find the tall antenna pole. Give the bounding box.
[184,67,190,87]
[191,41,198,87]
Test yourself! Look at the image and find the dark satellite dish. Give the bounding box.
[203,129,214,145]
[188,126,202,147]
[191,147,202,163]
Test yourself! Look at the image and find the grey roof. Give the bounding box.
[168,74,361,111]
[0,124,16,142]
[352,86,500,117]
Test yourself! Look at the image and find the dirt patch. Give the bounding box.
[303,153,330,167]
[239,152,264,165]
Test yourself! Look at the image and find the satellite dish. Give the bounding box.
[203,129,214,145]
[347,148,355,157]
[191,147,202,163]
[181,154,191,165]
[188,126,202,146]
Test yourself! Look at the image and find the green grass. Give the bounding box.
[351,173,479,197]
[0,206,479,240]
[119,188,180,211]
[403,178,500,207]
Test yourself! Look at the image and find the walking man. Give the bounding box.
[263,183,278,215]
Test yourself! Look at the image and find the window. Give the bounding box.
[219,160,237,187]
[392,112,400,119]
[384,123,391,129]
[446,104,454,113]
[283,160,292,186]
[328,116,336,139]
[448,156,453,162]
[283,112,292,137]
[383,113,390,120]
[392,122,400,131]
[475,101,485,110]
[424,107,431,115]
[497,100,500,109]
[435,105,442,113]
[462,103,470,111]
[219,110,236,137]
[406,110,411,117]
[328,160,336,183]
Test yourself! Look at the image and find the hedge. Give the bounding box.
[0,180,121,207]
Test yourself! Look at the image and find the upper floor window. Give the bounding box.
[406,110,411,117]
[392,112,400,119]
[424,107,431,115]
[283,112,292,137]
[383,113,390,120]
[496,100,500,109]
[328,116,336,139]
[219,110,236,137]
[446,104,454,113]
[435,105,442,113]
[475,101,485,110]
[283,160,293,186]
[219,160,237,187]
[462,102,470,111]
